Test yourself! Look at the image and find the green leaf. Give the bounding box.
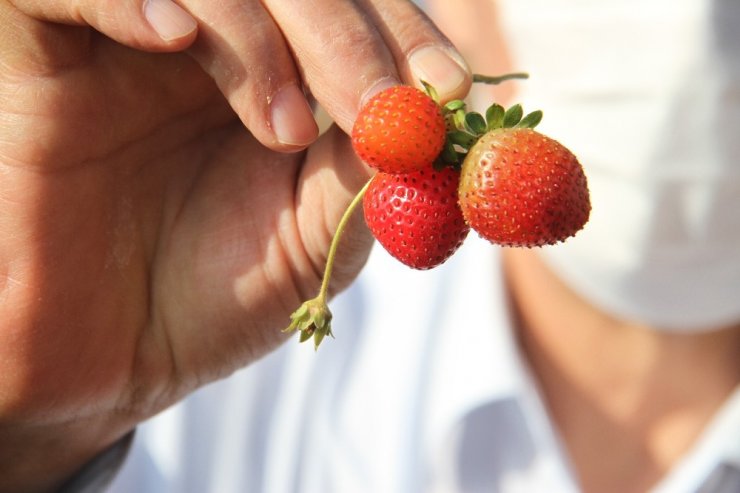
[485,103,505,130]
[448,131,478,148]
[438,151,467,171]
[517,110,544,129]
[444,99,466,112]
[453,109,467,131]
[465,112,487,135]
[440,139,459,164]
[503,104,524,128]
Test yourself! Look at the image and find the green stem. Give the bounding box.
[473,72,529,85]
[317,177,373,302]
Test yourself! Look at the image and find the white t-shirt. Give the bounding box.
[108,238,576,493]
[105,235,740,493]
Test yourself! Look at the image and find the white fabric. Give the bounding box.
[495,0,740,331]
[108,239,578,493]
[107,239,740,493]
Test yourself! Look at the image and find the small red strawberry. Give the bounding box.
[457,128,590,247]
[351,85,446,174]
[363,167,469,269]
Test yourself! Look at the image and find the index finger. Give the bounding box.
[262,0,471,133]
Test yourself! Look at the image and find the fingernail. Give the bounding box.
[408,45,470,99]
[360,76,401,108]
[144,0,198,41]
[271,84,319,147]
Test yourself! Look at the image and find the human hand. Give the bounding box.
[0,1,471,491]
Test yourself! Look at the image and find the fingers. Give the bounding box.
[261,0,472,134]
[181,0,319,152]
[8,0,198,51]
[8,0,318,152]
[7,0,315,152]
[9,0,471,151]
[356,0,473,102]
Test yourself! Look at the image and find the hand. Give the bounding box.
[0,1,471,491]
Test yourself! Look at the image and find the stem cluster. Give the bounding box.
[284,72,538,349]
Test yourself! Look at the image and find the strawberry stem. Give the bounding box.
[287,73,535,349]
[284,177,373,349]
[472,72,529,85]
[317,178,373,301]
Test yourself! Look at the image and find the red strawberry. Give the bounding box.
[458,128,590,247]
[286,75,589,349]
[363,167,469,269]
[351,85,446,174]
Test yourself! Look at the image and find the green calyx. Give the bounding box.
[421,73,544,170]
[284,296,334,350]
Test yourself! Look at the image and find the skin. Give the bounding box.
[5,0,733,491]
[426,0,518,108]
[0,1,471,491]
[503,248,740,493]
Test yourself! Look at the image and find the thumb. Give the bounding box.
[9,0,198,51]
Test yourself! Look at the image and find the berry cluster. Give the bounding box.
[286,76,591,348]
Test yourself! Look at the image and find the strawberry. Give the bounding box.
[457,128,590,247]
[363,167,469,269]
[351,85,446,174]
[285,74,591,349]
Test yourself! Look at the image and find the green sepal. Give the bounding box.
[453,109,467,131]
[485,103,506,130]
[440,138,460,163]
[503,104,524,128]
[420,80,440,103]
[516,110,544,129]
[448,130,478,149]
[284,297,334,350]
[465,112,487,135]
[299,327,313,343]
[444,99,466,112]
